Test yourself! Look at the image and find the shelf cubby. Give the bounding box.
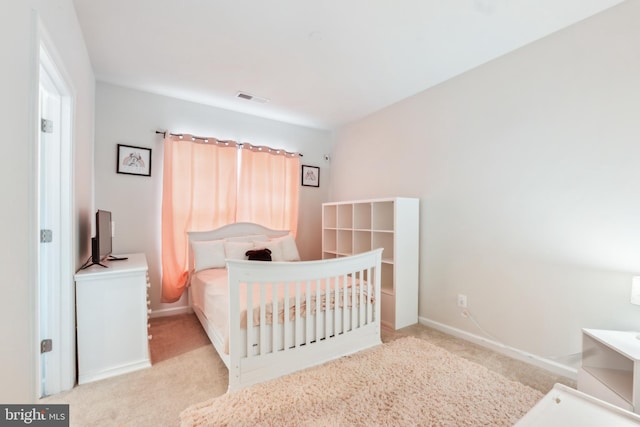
[372,201,394,231]
[381,263,394,294]
[578,329,640,413]
[354,230,372,253]
[372,232,394,261]
[337,204,353,229]
[353,203,372,230]
[323,204,337,228]
[336,229,353,255]
[323,229,337,252]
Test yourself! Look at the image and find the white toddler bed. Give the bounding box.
[187,222,383,391]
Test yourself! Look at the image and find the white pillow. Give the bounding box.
[191,239,226,271]
[270,235,301,261]
[225,234,269,243]
[253,240,284,261]
[224,241,254,260]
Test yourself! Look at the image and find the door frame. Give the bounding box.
[31,15,76,397]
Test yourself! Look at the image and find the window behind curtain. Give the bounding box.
[161,135,301,303]
[236,145,300,237]
[161,136,238,302]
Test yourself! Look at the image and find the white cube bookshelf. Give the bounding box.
[322,197,419,330]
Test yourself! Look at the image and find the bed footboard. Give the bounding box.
[226,248,383,391]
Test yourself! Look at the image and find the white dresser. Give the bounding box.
[74,253,151,384]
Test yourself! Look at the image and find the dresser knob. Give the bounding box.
[148,334,153,340]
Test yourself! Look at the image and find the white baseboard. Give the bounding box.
[418,316,578,380]
[78,359,151,385]
[149,305,192,319]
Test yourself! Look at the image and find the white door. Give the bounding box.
[38,46,74,397]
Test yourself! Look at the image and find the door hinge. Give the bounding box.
[40,229,53,243]
[41,118,54,133]
[40,339,52,353]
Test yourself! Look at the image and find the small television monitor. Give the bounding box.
[91,209,112,264]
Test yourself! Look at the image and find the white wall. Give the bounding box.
[331,1,640,373]
[94,83,332,315]
[0,0,94,402]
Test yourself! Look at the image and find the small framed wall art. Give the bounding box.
[301,165,320,187]
[117,144,152,177]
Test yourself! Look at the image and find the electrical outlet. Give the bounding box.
[457,294,467,308]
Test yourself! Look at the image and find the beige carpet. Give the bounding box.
[40,314,228,427]
[180,336,543,426]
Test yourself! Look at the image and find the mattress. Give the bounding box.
[190,268,229,350]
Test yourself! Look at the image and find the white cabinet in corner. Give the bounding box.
[74,253,151,384]
[322,197,419,330]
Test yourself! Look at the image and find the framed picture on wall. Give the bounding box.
[301,165,320,187]
[117,144,152,177]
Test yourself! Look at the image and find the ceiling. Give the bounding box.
[72,0,625,130]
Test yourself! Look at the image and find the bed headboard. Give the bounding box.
[187,222,289,242]
[186,222,291,274]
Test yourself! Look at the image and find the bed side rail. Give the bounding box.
[226,248,383,389]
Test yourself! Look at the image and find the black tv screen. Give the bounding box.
[92,209,112,263]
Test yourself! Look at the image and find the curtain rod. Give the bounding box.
[155,130,302,157]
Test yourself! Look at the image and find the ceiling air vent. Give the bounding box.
[236,91,269,104]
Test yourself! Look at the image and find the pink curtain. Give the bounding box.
[161,135,238,302]
[236,145,301,237]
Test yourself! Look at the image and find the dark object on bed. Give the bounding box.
[245,248,272,261]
